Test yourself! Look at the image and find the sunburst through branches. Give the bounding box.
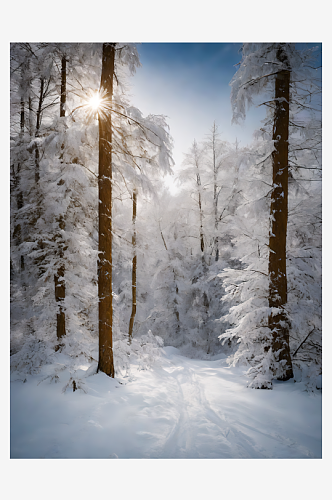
[84,88,112,122]
[89,92,102,110]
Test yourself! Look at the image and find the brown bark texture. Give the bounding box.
[268,46,293,380]
[128,189,137,341]
[20,99,24,131]
[34,78,44,183]
[60,56,66,118]
[55,55,67,341]
[14,92,25,271]
[55,261,66,339]
[98,43,115,377]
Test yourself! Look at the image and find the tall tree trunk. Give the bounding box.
[14,94,25,271]
[20,98,24,132]
[55,55,67,342]
[60,56,66,118]
[54,218,66,341]
[212,123,219,261]
[268,45,293,381]
[128,189,137,342]
[197,172,204,254]
[34,77,44,183]
[28,96,33,136]
[98,43,115,377]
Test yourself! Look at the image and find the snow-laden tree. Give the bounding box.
[10,43,173,383]
[142,128,243,357]
[11,43,102,373]
[201,122,234,262]
[220,43,321,388]
[180,139,206,256]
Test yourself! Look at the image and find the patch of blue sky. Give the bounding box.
[130,43,268,169]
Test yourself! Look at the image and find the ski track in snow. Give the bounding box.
[10,347,322,459]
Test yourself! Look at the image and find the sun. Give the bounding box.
[89,92,102,111]
[82,88,111,121]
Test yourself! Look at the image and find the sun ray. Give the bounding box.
[89,92,102,111]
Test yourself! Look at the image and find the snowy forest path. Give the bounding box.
[155,360,254,458]
[10,346,321,458]
[148,350,289,458]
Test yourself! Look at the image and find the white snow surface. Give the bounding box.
[10,346,321,459]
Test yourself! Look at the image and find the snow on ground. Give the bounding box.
[10,346,321,459]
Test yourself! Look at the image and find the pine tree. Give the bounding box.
[267,44,293,380]
[10,42,173,380]
[222,42,321,387]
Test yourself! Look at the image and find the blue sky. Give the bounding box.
[129,43,266,169]
[128,42,321,172]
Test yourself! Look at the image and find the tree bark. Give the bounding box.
[198,184,204,253]
[190,141,205,254]
[55,55,67,342]
[268,45,293,381]
[20,98,24,132]
[128,189,137,341]
[54,250,66,340]
[60,56,66,118]
[212,123,219,261]
[28,96,33,136]
[98,43,115,377]
[14,90,25,271]
[34,77,44,183]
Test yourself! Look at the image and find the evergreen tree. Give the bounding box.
[10,43,173,379]
[221,43,322,388]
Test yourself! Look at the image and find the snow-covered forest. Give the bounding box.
[10,42,322,461]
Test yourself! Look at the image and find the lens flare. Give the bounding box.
[76,88,112,123]
[89,92,102,110]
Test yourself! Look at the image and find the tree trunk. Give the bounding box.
[212,123,219,261]
[34,78,44,183]
[54,254,66,340]
[14,91,25,271]
[60,56,66,118]
[28,96,33,136]
[20,98,24,132]
[197,173,204,254]
[128,189,137,341]
[268,45,293,381]
[98,43,115,377]
[55,55,67,342]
